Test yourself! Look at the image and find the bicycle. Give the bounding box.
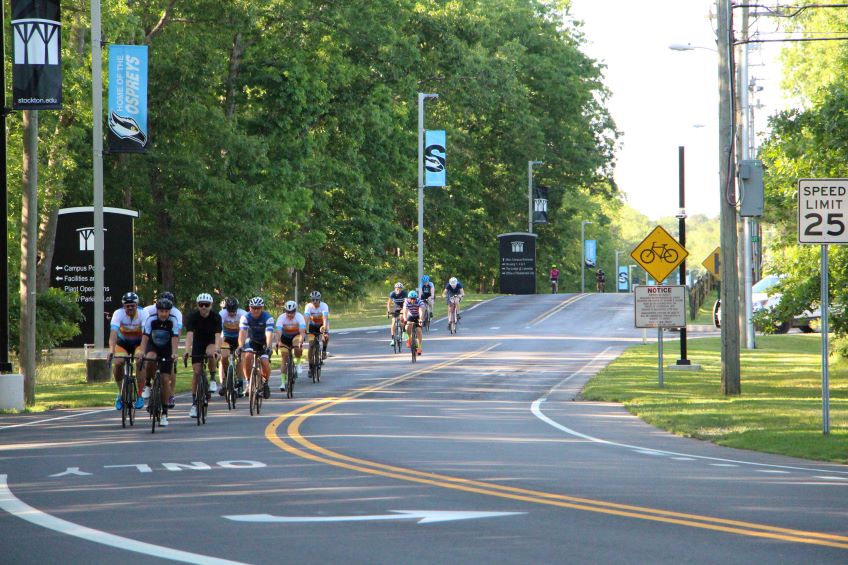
[307,333,323,384]
[246,349,265,416]
[388,311,403,353]
[186,354,214,426]
[550,279,558,294]
[222,349,240,410]
[639,242,679,264]
[141,356,168,434]
[421,302,431,333]
[283,348,296,399]
[447,295,461,334]
[111,355,137,429]
[407,320,420,363]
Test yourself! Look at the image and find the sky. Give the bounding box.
[567,0,786,220]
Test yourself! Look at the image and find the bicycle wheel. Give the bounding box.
[310,342,318,383]
[225,363,236,410]
[201,375,208,424]
[249,368,258,416]
[128,377,136,427]
[410,333,417,363]
[286,361,295,399]
[640,249,655,264]
[150,376,161,434]
[121,377,130,429]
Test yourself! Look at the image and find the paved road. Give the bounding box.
[1,294,846,564]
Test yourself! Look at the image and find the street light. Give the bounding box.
[528,161,543,233]
[669,43,716,53]
[417,92,438,288]
[581,220,592,293]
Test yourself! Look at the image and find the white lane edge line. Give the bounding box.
[529,351,848,477]
[0,474,249,565]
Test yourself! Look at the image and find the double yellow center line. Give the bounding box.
[266,348,848,550]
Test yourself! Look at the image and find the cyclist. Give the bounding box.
[183,293,222,419]
[143,291,182,408]
[596,269,606,293]
[443,277,465,320]
[304,291,330,361]
[386,282,407,346]
[549,265,560,294]
[419,275,435,323]
[401,290,425,356]
[276,300,307,390]
[219,297,246,397]
[238,297,275,400]
[136,298,179,427]
[108,292,147,411]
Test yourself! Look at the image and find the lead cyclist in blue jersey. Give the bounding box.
[238,297,275,400]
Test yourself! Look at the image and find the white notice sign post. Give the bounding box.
[634,285,687,388]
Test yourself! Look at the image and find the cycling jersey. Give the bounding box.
[403,298,425,319]
[186,309,222,356]
[445,281,464,295]
[420,282,435,300]
[389,290,407,311]
[143,315,179,351]
[550,268,560,281]
[110,308,148,343]
[304,302,329,333]
[221,308,247,341]
[276,312,307,337]
[240,311,275,348]
[143,304,183,332]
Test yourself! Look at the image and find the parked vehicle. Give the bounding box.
[712,275,821,333]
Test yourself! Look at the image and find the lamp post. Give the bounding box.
[581,220,592,293]
[0,7,12,373]
[417,92,438,288]
[528,161,543,233]
[615,250,623,293]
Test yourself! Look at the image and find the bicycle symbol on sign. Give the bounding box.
[639,242,679,265]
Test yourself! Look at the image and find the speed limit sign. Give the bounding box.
[798,179,848,244]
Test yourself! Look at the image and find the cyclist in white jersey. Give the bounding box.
[108,292,147,411]
[219,297,246,396]
[304,290,330,360]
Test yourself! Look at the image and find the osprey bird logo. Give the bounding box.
[108,112,147,146]
[424,144,446,172]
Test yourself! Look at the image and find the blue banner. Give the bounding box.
[584,239,596,269]
[108,45,148,152]
[618,266,629,291]
[424,130,446,187]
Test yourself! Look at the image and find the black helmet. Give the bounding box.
[224,297,239,311]
[155,298,174,311]
[121,292,139,305]
[160,291,175,303]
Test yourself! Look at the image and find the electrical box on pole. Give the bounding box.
[738,159,764,217]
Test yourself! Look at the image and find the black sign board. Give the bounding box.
[11,0,62,109]
[50,207,138,347]
[498,232,537,294]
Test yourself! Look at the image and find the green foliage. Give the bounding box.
[9,289,83,355]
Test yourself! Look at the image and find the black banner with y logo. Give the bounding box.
[11,0,62,109]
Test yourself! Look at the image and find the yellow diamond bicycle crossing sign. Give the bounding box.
[630,225,689,284]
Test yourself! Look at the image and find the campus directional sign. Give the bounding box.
[701,246,720,277]
[630,226,688,284]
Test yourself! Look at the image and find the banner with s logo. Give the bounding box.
[108,45,149,152]
[11,0,62,109]
[424,130,446,187]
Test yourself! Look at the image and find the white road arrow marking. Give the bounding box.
[223,510,525,525]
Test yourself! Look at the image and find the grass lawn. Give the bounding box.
[582,334,848,463]
[16,292,499,412]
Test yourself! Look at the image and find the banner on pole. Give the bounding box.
[618,266,629,291]
[584,239,596,269]
[424,130,446,187]
[108,45,149,152]
[11,0,62,109]
[532,186,548,224]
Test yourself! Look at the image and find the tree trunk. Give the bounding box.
[225,32,244,121]
[20,110,38,406]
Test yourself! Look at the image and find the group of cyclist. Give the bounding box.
[548,264,606,293]
[386,276,465,354]
[108,290,330,427]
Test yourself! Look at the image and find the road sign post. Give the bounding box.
[797,178,848,435]
[634,285,687,388]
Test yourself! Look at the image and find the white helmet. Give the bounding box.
[284,300,298,312]
[249,296,264,308]
[394,282,404,290]
[196,292,213,304]
[449,277,458,287]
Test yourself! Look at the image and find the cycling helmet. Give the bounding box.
[155,298,173,311]
[408,290,418,299]
[421,275,430,283]
[224,297,239,311]
[552,264,557,269]
[309,290,321,301]
[248,296,264,308]
[122,292,139,305]
[196,292,213,304]
[284,300,298,312]
[160,291,175,303]
[394,282,404,290]
[449,277,458,287]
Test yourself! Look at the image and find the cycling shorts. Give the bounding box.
[243,341,271,359]
[221,336,239,351]
[115,339,140,356]
[308,323,324,336]
[278,334,303,349]
[144,347,174,374]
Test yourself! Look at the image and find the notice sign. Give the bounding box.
[798,179,848,244]
[634,285,687,328]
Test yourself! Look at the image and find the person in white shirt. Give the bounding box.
[275,300,307,391]
[303,290,330,361]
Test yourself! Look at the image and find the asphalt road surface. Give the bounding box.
[1,294,846,564]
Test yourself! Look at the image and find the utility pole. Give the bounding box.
[718,0,741,394]
[92,0,105,351]
[20,109,37,405]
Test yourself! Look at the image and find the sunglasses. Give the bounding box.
[198,303,212,308]
[250,306,262,310]
[124,304,136,308]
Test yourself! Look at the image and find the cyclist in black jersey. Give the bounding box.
[386,282,407,346]
[136,299,179,427]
